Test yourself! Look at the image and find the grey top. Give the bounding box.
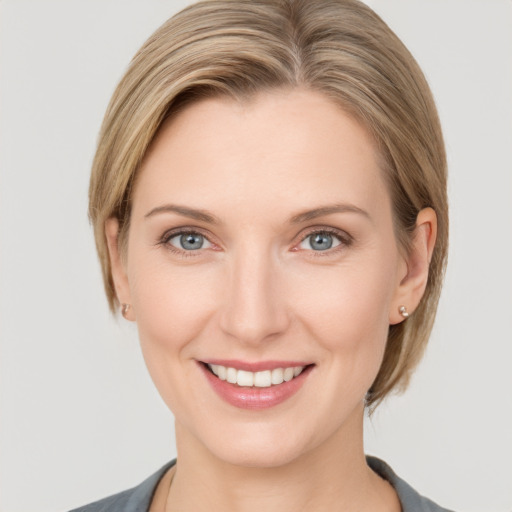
[69,456,454,512]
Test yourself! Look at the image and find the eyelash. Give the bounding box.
[158,226,353,259]
[158,228,213,258]
[298,227,353,258]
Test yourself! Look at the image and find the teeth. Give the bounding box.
[207,364,306,388]
[226,367,237,384]
[237,370,254,387]
[216,365,227,381]
[283,367,294,381]
[271,368,284,385]
[254,370,271,387]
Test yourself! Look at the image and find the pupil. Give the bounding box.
[311,233,332,250]
[181,233,203,250]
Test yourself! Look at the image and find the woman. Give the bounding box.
[73,0,450,510]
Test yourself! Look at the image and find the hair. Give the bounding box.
[89,0,448,407]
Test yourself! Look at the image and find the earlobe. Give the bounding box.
[389,207,437,325]
[105,218,134,320]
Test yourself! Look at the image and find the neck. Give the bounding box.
[165,405,399,512]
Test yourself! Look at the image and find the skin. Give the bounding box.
[106,89,436,512]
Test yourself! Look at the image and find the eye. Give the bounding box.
[167,232,212,251]
[298,231,343,251]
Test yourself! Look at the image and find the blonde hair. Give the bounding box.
[89,0,448,407]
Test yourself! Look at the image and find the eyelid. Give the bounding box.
[293,226,353,253]
[158,226,219,256]
[168,232,212,250]
[156,225,352,257]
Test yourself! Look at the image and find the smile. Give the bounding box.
[200,360,314,410]
[207,364,305,387]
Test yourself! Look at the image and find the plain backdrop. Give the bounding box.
[1,1,511,511]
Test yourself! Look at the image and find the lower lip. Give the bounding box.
[200,363,313,410]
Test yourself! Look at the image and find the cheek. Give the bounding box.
[126,256,223,413]
[288,255,398,394]
[130,257,220,350]
[126,250,231,407]
[292,261,395,344]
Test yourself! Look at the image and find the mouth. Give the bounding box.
[198,360,314,409]
[205,362,308,387]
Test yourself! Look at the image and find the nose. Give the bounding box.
[218,248,290,346]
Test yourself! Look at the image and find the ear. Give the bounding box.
[389,207,437,325]
[105,218,135,321]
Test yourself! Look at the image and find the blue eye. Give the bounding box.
[168,232,212,251]
[299,231,342,251]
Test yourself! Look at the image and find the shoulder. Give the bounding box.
[68,461,176,512]
[366,456,455,512]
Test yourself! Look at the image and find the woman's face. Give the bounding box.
[110,89,410,467]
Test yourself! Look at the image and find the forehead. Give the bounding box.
[133,89,390,220]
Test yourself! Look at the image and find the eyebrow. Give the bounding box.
[145,202,370,225]
[290,204,371,224]
[144,204,220,224]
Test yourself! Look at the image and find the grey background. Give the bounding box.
[1,1,511,511]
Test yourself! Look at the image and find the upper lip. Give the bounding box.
[200,359,313,372]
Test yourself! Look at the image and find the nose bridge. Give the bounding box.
[219,241,289,345]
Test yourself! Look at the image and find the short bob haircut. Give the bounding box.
[89,0,448,408]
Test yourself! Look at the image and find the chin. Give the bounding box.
[207,434,310,469]
[186,412,333,470]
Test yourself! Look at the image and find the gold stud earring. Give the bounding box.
[121,303,131,319]
[398,305,409,318]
